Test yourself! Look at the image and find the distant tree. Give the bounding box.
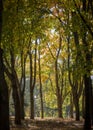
[38,41,44,118]
[29,39,37,119]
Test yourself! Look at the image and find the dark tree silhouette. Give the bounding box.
[0,0,10,129]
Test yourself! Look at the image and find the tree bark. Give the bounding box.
[20,51,27,119]
[84,75,91,130]
[29,50,34,119]
[29,40,37,119]
[38,44,44,118]
[10,50,21,125]
[55,60,62,118]
[0,1,10,129]
[30,90,34,119]
[0,49,10,130]
[12,82,21,124]
[73,93,80,120]
[82,1,92,129]
[70,93,73,118]
[82,29,92,130]
[82,89,85,119]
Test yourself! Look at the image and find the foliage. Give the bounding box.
[1,0,93,120]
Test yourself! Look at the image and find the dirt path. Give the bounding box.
[10,118,85,130]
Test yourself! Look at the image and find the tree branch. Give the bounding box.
[73,0,93,37]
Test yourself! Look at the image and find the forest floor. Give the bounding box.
[10,117,92,130]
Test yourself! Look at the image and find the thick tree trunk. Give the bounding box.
[84,75,91,130]
[21,93,25,119]
[69,81,80,120]
[71,83,80,121]
[55,61,62,118]
[0,1,10,129]
[74,97,80,120]
[82,15,92,130]
[88,76,93,125]
[10,51,21,125]
[12,83,21,124]
[12,75,21,125]
[0,49,10,130]
[91,94,93,125]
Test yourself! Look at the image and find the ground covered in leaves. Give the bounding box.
[10,118,88,130]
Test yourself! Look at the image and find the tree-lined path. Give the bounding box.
[0,0,93,130]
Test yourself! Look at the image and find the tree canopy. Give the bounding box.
[0,0,93,130]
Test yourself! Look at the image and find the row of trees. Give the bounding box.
[0,0,93,130]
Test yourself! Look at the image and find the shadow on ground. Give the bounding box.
[10,118,90,130]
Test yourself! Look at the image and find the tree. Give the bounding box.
[0,0,10,129]
[72,0,93,129]
[67,11,84,121]
[20,50,27,119]
[38,40,44,118]
[10,48,21,124]
[29,39,37,119]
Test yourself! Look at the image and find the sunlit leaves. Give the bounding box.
[1,0,93,118]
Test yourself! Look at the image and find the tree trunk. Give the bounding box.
[0,49,10,130]
[55,61,62,118]
[57,95,62,118]
[91,94,93,125]
[70,82,80,121]
[39,80,44,118]
[70,93,73,118]
[21,93,25,119]
[38,45,44,118]
[82,10,92,129]
[0,1,10,129]
[88,76,93,125]
[20,52,27,119]
[29,40,37,119]
[74,96,80,120]
[12,83,21,124]
[10,51,21,125]
[30,90,34,119]
[29,51,34,119]
[84,75,91,130]
[82,89,85,119]
[67,24,81,120]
